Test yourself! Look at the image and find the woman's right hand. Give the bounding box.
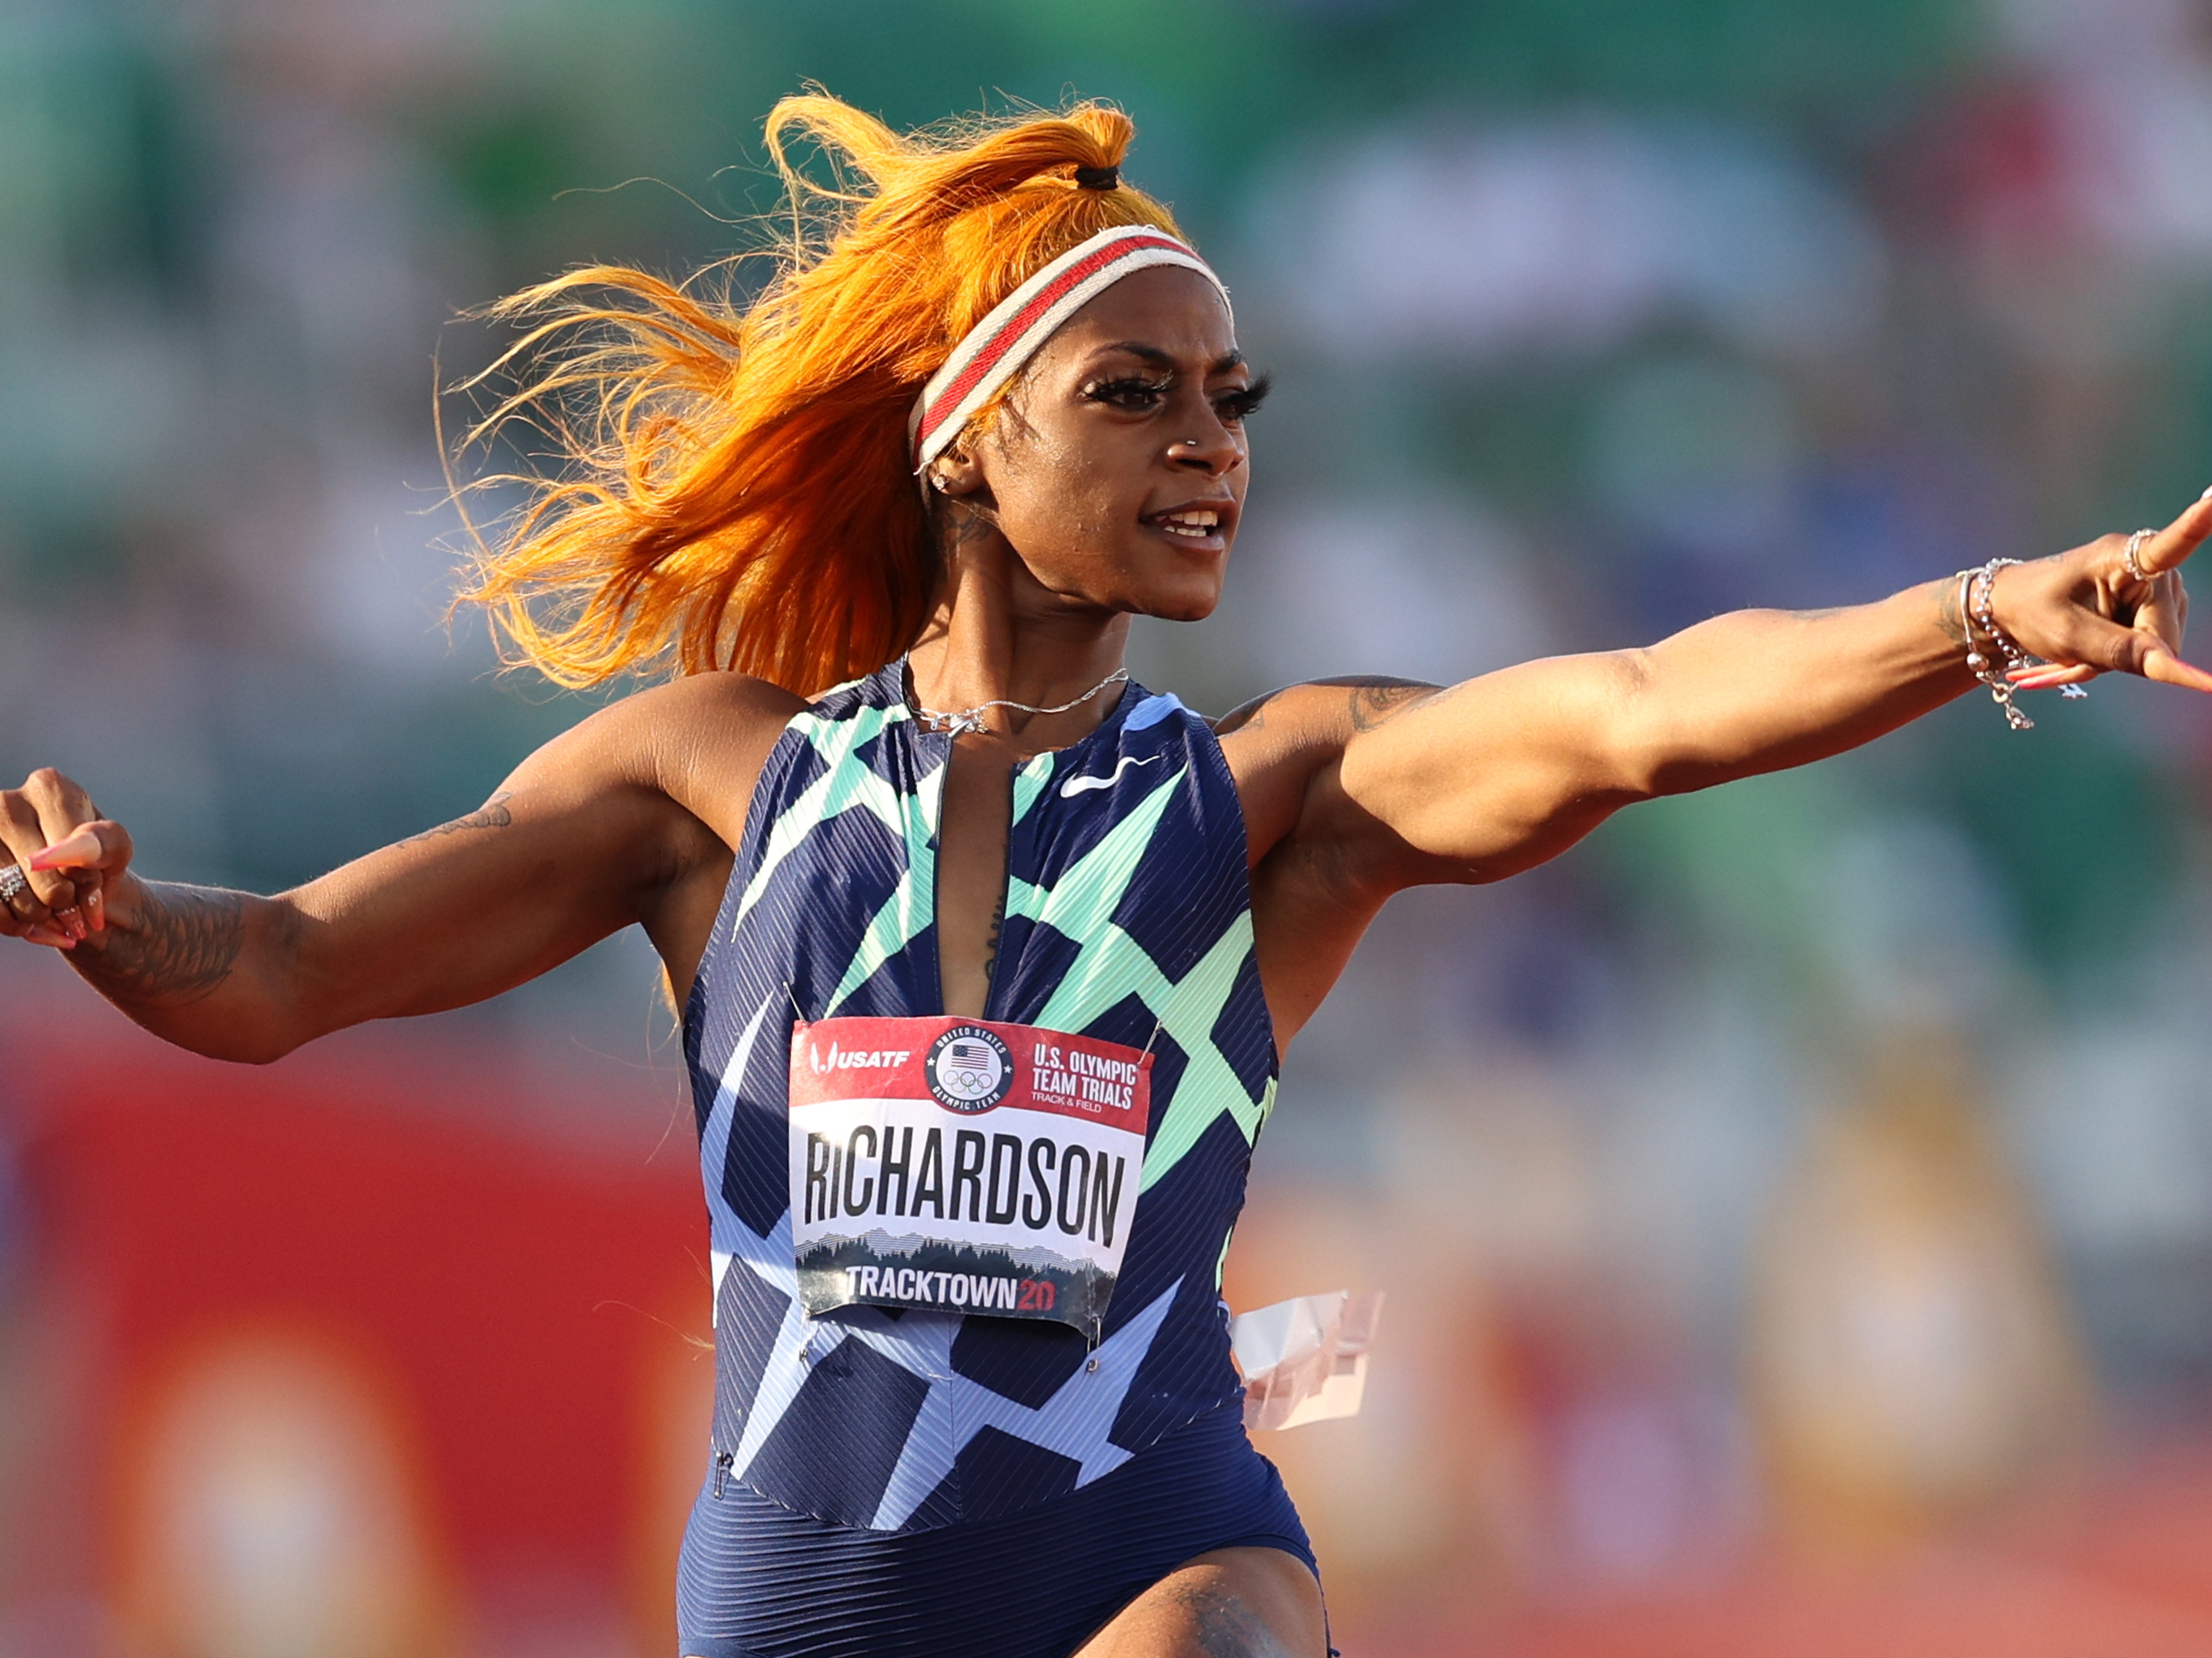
[0,768,135,950]
[0,674,794,1062]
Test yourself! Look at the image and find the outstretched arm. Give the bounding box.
[1231,491,2212,897]
[0,674,798,1062]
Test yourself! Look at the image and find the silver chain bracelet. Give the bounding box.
[1960,558,2036,731]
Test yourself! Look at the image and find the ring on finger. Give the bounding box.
[0,863,29,908]
[2124,528,2156,583]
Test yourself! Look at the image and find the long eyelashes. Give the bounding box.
[1081,375,1173,408]
[1216,373,1272,423]
[1079,371,1273,422]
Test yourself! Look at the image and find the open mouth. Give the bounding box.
[1146,505,1230,541]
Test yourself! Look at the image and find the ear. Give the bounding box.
[927,437,987,499]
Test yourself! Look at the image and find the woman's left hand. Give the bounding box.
[1999,489,2212,694]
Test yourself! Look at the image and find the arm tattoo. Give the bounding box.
[401,792,513,845]
[1935,576,1966,646]
[1166,1581,1287,1658]
[76,883,252,1007]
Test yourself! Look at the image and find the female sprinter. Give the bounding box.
[3,96,2210,1658]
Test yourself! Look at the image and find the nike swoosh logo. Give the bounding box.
[1059,754,1160,798]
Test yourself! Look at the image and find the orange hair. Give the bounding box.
[450,93,1187,696]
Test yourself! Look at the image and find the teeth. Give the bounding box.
[1155,510,1220,537]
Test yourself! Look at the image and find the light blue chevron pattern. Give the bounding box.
[688,658,1279,1535]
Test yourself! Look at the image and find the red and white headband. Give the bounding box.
[909,223,1231,474]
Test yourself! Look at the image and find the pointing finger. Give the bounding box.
[2138,485,2212,577]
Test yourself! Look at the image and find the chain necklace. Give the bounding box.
[913,667,1129,739]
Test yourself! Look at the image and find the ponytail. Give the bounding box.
[450,93,1186,696]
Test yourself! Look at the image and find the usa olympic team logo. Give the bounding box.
[926,1026,1014,1112]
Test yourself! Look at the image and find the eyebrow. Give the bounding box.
[1094,342,1247,375]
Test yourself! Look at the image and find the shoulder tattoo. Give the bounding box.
[1345,680,1434,732]
[1214,693,1279,737]
[1216,676,1441,738]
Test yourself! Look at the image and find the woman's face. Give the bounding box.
[937,264,1261,623]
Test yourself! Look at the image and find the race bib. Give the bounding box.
[788,1015,1153,1333]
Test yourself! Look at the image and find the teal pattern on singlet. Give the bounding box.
[682,658,1279,1533]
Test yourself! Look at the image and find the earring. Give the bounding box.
[930,473,951,492]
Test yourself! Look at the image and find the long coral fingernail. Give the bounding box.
[27,830,98,872]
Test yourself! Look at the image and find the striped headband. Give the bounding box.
[909,223,1231,474]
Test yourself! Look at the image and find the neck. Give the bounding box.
[905,515,1130,746]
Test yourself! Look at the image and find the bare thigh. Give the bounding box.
[1073,1546,1326,1658]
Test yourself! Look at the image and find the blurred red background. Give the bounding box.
[1,1031,713,1658]
[7,1019,2212,1657]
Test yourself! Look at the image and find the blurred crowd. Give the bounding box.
[6,0,2212,1653]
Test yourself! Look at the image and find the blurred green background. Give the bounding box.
[6,0,2212,1653]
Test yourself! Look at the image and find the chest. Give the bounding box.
[935,741,1016,1019]
[711,683,1281,1056]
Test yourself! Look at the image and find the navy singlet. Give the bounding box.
[676,660,1313,1657]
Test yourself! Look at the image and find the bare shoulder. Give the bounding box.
[504,671,805,844]
[1213,676,1442,865]
[583,669,807,741]
[1213,676,1445,1050]
[544,671,803,764]
[606,668,804,810]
